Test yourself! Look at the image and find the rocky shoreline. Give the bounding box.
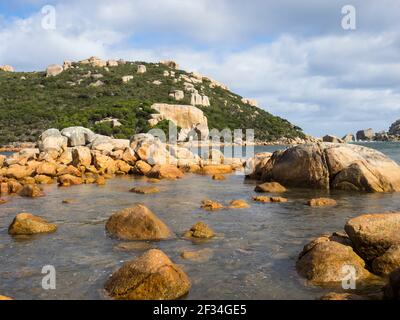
[1,127,400,300]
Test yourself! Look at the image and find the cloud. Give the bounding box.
[0,0,400,136]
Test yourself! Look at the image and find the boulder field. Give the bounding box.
[0,126,247,201]
[247,143,400,193]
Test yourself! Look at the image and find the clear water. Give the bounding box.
[0,142,399,300]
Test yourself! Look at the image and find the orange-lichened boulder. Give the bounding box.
[105,204,173,240]
[8,213,57,235]
[104,249,191,300]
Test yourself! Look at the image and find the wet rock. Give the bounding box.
[96,176,106,185]
[57,174,83,187]
[320,292,367,300]
[372,245,400,276]
[229,199,250,209]
[254,182,287,193]
[104,249,190,300]
[0,295,13,300]
[36,161,58,177]
[307,198,337,207]
[62,199,76,204]
[113,242,155,252]
[252,196,288,203]
[34,175,54,185]
[212,174,226,181]
[129,186,160,194]
[201,200,224,211]
[19,184,44,198]
[105,204,173,240]
[5,165,34,180]
[146,164,184,180]
[384,269,400,300]
[200,165,233,175]
[345,213,400,262]
[8,213,57,235]
[134,160,152,175]
[183,222,215,239]
[181,248,214,262]
[296,240,371,283]
[7,180,23,194]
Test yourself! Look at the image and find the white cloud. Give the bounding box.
[1,0,400,136]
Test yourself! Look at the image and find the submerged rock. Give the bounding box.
[104,249,191,300]
[180,248,214,262]
[129,186,160,194]
[253,196,288,203]
[200,165,233,175]
[8,213,57,235]
[255,182,287,193]
[105,204,173,240]
[146,164,184,180]
[307,198,337,207]
[183,222,215,239]
[19,184,44,198]
[229,199,250,209]
[212,174,226,181]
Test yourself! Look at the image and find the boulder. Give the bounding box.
[169,90,184,101]
[93,153,116,173]
[0,295,13,300]
[105,204,173,240]
[342,133,356,143]
[307,198,337,207]
[372,245,400,276]
[0,65,14,72]
[201,200,223,211]
[137,65,147,74]
[212,174,226,181]
[8,213,57,235]
[38,129,68,152]
[134,160,152,175]
[296,239,370,283]
[255,182,287,193]
[183,222,215,239]
[107,60,119,67]
[203,149,224,164]
[72,146,92,168]
[35,175,54,185]
[241,98,259,108]
[389,120,400,136]
[36,162,57,177]
[160,60,179,69]
[61,127,95,147]
[357,129,375,141]
[19,184,44,197]
[46,64,63,77]
[229,199,250,209]
[323,135,344,143]
[122,75,133,83]
[320,292,367,300]
[200,165,233,175]
[253,143,400,192]
[58,174,83,186]
[5,165,34,180]
[345,213,400,262]
[146,165,184,180]
[129,186,160,194]
[104,249,190,300]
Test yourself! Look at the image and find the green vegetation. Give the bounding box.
[0,61,304,144]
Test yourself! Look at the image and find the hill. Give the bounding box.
[0,58,304,145]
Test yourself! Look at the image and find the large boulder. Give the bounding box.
[372,245,400,276]
[61,127,95,147]
[342,133,355,143]
[296,237,371,283]
[252,143,400,192]
[38,129,68,152]
[104,249,190,300]
[72,146,92,167]
[8,213,57,235]
[389,120,400,136]
[345,213,400,262]
[356,129,375,141]
[323,135,344,143]
[0,65,14,72]
[105,204,173,240]
[46,64,63,77]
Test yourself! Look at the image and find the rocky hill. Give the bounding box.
[0,57,304,145]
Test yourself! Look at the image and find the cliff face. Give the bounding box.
[0,57,305,144]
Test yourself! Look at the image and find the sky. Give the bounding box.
[0,0,400,137]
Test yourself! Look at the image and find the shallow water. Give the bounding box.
[0,143,399,300]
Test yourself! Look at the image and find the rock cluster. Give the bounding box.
[297,212,400,290]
